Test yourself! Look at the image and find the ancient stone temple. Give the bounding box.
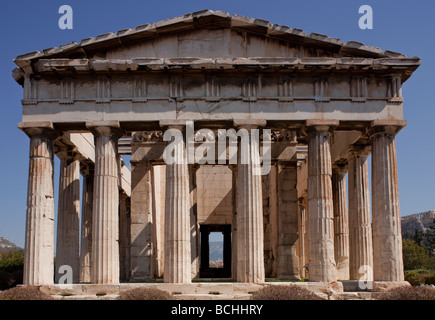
[13,10,420,287]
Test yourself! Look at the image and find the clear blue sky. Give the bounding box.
[0,0,434,248]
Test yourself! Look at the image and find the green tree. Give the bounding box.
[402,239,430,271]
[413,228,424,246]
[423,219,435,257]
[0,250,24,273]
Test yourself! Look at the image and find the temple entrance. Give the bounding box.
[199,224,232,278]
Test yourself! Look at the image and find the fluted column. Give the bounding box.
[55,154,81,283]
[229,164,238,280]
[332,165,350,280]
[119,192,131,282]
[298,197,307,279]
[306,120,338,282]
[87,121,122,284]
[79,167,93,283]
[348,147,373,281]
[162,122,191,283]
[370,121,405,281]
[189,164,200,280]
[19,122,58,286]
[235,120,265,283]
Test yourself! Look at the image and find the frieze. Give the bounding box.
[132,131,164,143]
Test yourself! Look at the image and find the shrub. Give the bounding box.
[117,287,173,300]
[0,270,15,291]
[412,269,430,274]
[250,285,324,300]
[0,286,53,300]
[0,250,24,273]
[402,239,430,271]
[423,273,435,285]
[377,286,435,300]
[405,271,426,286]
[12,269,23,285]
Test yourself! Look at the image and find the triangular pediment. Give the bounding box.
[14,10,414,65]
[13,10,420,87]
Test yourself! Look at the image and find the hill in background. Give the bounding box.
[209,241,223,262]
[401,210,435,256]
[402,210,435,238]
[0,237,21,254]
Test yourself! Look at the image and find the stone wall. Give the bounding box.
[197,165,233,225]
[152,165,166,278]
[262,162,299,279]
[276,163,299,279]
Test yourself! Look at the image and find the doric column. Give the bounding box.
[86,121,122,284]
[229,164,238,280]
[234,120,265,283]
[189,164,200,280]
[348,147,373,281]
[18,121,58,286]
[161,121,191,283]
[298,197,307,279]
[370,121,406,281]
[55,151,81,283]
[152,165,166,278]
[332,165,350,280]
[79,166,93,283]
[119,192,131,282]
[305,120,338,282]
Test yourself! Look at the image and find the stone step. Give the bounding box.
[41,281,405,300]
[330,292,375,300]
[173,293,252,300]
[51,293,252,300]
[341,281,370,292]
[52,292,381,301]
[52,294,119,300]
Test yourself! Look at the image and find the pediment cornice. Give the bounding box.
[12,10,420,84]
[14,10,418,62]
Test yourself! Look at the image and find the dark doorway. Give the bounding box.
[199,224,231,278]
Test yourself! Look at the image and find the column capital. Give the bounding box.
[81,163,94,177]
[18,121,59,139]
[233,119,267,129]
[86,121,123,138]
[368,120,406,138]
[347,145,371,160]
[332,163,348,174]
[298,196,307,207]
[55,145,83,161]
[305,119,339,135]
[132,131,164,143]
[159,119,190,130]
